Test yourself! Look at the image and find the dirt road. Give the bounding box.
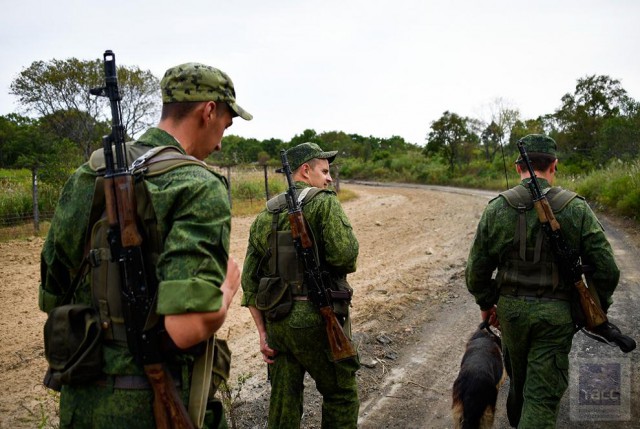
[0,183,638,428]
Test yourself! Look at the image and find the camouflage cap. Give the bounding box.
[161,63,252,120]
[286,142,337,171]
[518,134,557,158]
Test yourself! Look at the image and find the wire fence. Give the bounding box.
[0,163,343,240]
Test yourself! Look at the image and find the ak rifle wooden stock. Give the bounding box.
[280,150,357,362]
[91,50,194,428]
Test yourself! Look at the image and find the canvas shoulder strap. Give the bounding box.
[499,184,578,213]
[499,185,579,261]
[89,143,226,183]
[265,187,327,213]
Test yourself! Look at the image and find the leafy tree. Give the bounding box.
[346,134,375,161]
[479,98,521,162]
[10,57,160,160]
[0,114,24,167]
[316,130,353,153]
[210,135,268,165]
[481,121,503,161]
[424,111,480,172]
[552,75,631,166]
[0,114,77,175]
[508,118,547,151]
[595,99,640,161]
[39,109,109,159]
[260,137,286,159]
[288,129,320,147]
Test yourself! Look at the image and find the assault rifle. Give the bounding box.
[279,149,357,361]
[517,141,636,353]
[90,50,194,428]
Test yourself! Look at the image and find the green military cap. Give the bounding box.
[518,134,557,158]
[161,62,253,120]
[286,142,337,171]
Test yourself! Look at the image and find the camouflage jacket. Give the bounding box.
[465,178,620,311]
[39,127,230,374]
[241,182,359,307]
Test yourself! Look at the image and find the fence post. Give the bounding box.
[263,164,270,201]
[32,166,40,234]
[333,164,340,193]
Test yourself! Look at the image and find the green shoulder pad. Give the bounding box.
[88,142,150,173]
[88,144,226,186]
[499,185,579,212]
[265,187,330,213]
[499,185,533,210]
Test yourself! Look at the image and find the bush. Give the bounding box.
[571,159,640,220]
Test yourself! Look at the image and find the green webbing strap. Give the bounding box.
[517,208,527,261]
[503,185,578,264]
[267,212,279,275]
[188,336,215,428]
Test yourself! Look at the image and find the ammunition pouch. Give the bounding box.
[211,338,231,396]
[329,277,353,319]
[43,304,103,391]
[256,276,292,321]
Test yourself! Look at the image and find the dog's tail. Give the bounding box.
[452,374,498,429]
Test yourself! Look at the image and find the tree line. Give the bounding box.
[1,56,639,190]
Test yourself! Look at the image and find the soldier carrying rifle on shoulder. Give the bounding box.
[40,52,252,428]
[241,142,360,429]
[465,134,634,428]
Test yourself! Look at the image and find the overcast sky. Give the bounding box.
[1,0,638,145]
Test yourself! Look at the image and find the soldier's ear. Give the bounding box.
[300,163,311,178]
[202,101,216,121]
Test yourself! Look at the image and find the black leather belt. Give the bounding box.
[292,290,352,301]
[501,287,571,301]
[95,372,182,390]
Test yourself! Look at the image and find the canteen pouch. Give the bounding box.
[43,304,103,390]
[211,338,232,396]
[255,276,293,321]
[330,277,353,319]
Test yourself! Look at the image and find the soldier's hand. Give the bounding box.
[259,332,278,364]
[481,306,500,330]
[221,257,241,306]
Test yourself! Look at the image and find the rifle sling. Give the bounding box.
[188,336,215,429]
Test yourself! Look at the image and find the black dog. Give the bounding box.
[452,323,505,429]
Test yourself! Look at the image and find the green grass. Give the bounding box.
[4,156,636,239]
[0,168,58,225]
[564,159,640,220]
[0,166,359,240]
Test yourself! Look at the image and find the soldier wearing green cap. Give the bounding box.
[39,62,252,428]
[241,142,360,429]
[465,134,620,428]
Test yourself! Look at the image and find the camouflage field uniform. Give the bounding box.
[242,182,360,429]
[39,127,231,428]
[466,177,619,428]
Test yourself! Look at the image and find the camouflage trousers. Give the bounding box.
[497,295,574,429]
[266,300,360,429]
[58,373,227,428]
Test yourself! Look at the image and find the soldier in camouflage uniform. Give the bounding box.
[39,63,252,428]
[242,142,360,429]
[465,134,620,428]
